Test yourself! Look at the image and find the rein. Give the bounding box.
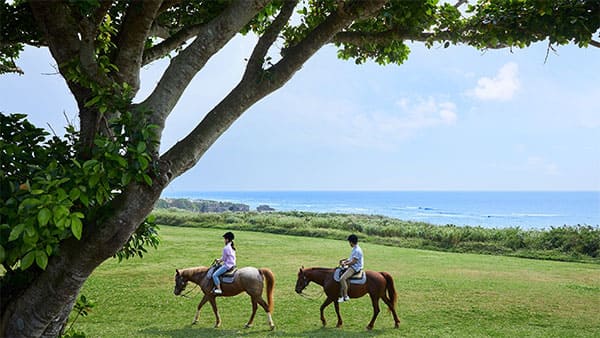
[298,288,324,300]
[180,283,199,298]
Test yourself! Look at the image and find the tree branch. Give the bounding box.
[113,1,163,93]
[91,1,114,29]
[139,0,270,135]
[245,0,298,73]
[333,29,425,46]
[268,0,387,89]
[142,23,204,66]
[160,0,388,181]
[28,1,80,68]
[454,0,468,8]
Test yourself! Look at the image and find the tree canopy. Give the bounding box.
[1,0,599,336]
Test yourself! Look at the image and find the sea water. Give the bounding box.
[161,191,600,230]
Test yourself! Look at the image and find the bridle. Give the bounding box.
[175,275,199,298]
[179,283,199,298]
[296,271,323,300]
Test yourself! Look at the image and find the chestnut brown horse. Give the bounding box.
[174,266,275,330]
[295,266,400,330]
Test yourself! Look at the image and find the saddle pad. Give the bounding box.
[207,266,238,284]
[333,268,367,285]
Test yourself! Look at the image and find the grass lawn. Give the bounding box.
[76,226,600,337]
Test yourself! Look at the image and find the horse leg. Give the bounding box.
[208,297,221,328]
[382,293,401,328]
[333,299,343,328]
[366,295,381,330]
[244,297,258,328]
[319,298,334,327]
[253,295,275,330]
[193,294,210,325]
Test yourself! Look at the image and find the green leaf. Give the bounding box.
[83,159,99,170]
[89,174,100,188]
[84,95,102,108]
[70,187,81,200]
[35,250,48,269]
[142,174,152,186]
[138,156,149,170]
[121,172,131,186]
[72,212,85,219]
[116,156,128,167]
[9,223,25,241]
[21,251,35,269]
[71,217,83,240]
[80,193,90,207]
[96,189,104,204]
[38,208,52,226]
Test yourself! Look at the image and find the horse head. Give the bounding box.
[295,266,309,294]
[174,269,188,295]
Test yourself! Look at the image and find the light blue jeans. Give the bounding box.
[212,265,230,287]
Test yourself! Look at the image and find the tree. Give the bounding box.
[1,0,598,336]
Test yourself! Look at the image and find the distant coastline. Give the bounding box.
[160,191,600,229]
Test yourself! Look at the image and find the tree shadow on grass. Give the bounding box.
[139,324,393,337]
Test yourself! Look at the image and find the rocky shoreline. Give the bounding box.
[155,198,274,213]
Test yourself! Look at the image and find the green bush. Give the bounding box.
[151,207,600,264]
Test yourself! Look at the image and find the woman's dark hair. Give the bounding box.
[347,234,358,244]
[223,232,236,251]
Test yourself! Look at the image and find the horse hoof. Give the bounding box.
[244,324,252,329]
[191,321,197,325]
[366,326,373,331]
[269,325,275,331]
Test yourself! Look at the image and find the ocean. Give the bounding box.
[161,191,600,230]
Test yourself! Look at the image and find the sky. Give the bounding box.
[1,34,599,192]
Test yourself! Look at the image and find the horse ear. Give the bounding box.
[176,269,179,275]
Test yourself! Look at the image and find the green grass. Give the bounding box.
[75,226,600,337]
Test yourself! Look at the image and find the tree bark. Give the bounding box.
[0,181,166,337]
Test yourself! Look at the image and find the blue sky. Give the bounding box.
[1,36,599,192]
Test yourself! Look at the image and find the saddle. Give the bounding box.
[333,267,367,285]
[207,265,238,284]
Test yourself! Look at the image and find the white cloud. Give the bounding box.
[299,96,458,150]
[394,97,457,129]
[467,62,520,101]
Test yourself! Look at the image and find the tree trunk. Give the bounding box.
[0,182,164,337]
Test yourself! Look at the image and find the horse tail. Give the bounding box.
[381,271,398,312]
[260,268,275,313]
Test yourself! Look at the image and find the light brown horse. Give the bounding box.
[295,266,400,330]
[174,266,275,330]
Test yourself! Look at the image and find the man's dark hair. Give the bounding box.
[347,234,358,244]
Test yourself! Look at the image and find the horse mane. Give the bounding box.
[305,267,335,272]
[179,266,208,278]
